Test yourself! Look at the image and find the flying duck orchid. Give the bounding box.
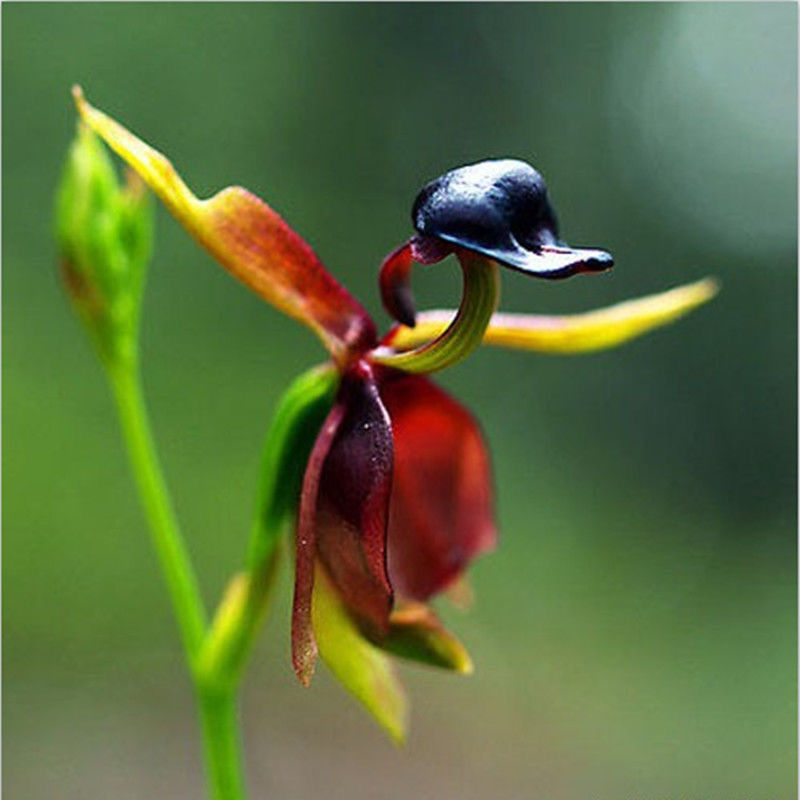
[70,87,717,741]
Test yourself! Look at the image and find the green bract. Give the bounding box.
[56,123,153,366]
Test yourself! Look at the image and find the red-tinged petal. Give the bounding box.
[315,365,395,638]
[378,236,458,327]
[73,87,376,360]
[292,401,347,686]
[381,375,497,601]
[379,241,416,327]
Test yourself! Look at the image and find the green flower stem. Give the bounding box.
[198,687,247,800]
[370,252,501,374]
[108,358,246,800]
[109,360,207,659]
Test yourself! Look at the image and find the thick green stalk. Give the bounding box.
[198,688,247,800]
[109,360,207,659]
[108,358,246,800]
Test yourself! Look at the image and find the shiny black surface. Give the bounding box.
[412,159,612,277]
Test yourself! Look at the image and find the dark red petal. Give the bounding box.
[379,236,457,327]
[379,241,417,328]
[315,366,394,638]
[381,375,497,601]
[292,401,347,685]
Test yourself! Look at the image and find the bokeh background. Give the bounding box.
[4,3,797,799]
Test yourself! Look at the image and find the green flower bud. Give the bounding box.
[55,123,153,367]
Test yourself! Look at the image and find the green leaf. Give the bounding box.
[248,364,339,570]
[314,568,408,744]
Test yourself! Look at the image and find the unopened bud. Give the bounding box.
[55,122,153,367]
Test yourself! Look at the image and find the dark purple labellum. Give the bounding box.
[411,159,613,278]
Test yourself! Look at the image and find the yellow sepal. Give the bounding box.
[313,568,408,744]
[384,278,719,355]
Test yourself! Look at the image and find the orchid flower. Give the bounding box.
[71,87,717,742]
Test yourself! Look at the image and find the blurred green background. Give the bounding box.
[4,3,797,798]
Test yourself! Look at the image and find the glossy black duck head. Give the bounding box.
[380,158,613,326]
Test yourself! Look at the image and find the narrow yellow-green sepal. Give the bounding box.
[380,602,473,674]
[313,569,408,744]
[383,277,719,355]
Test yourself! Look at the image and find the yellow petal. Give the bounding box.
[384,277,719,355]
[313,567,408,744]
[72,87,375,360]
